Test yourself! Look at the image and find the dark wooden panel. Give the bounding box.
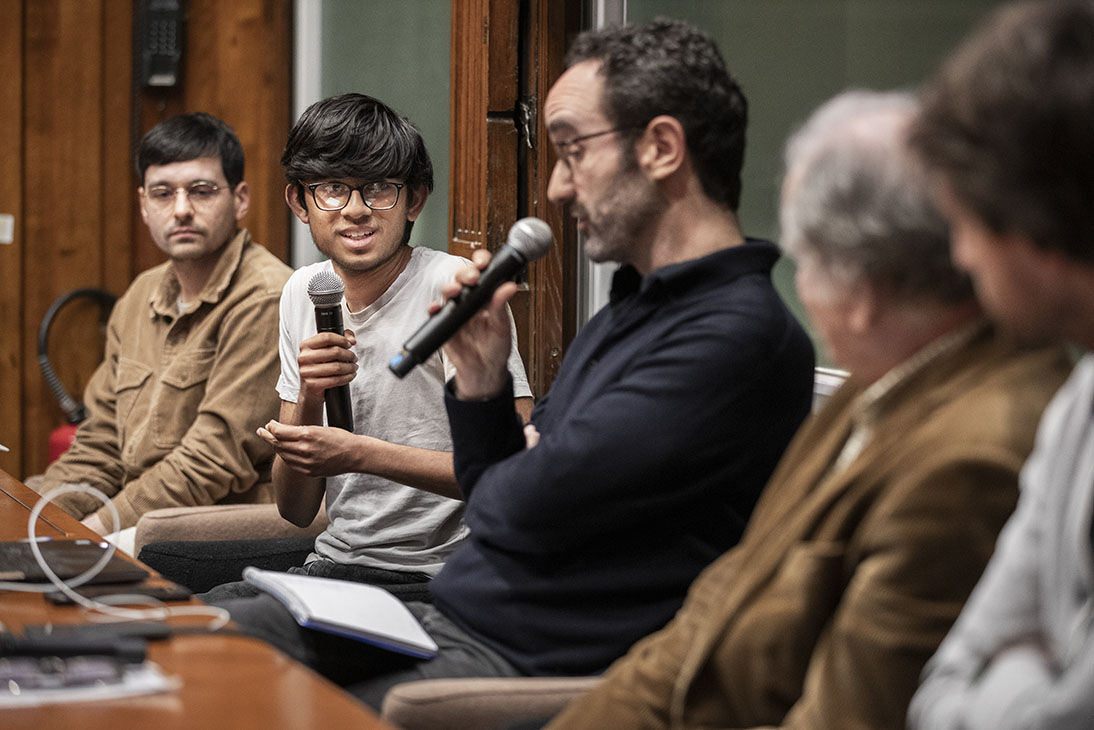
[450,0,490,253]
[488,118,524,364]
[453,0,573,397]
[188,0,292,263]
[522,0,580,394]
[22,0,111,477]
[102,0,135,294]
[451,117,519,258]
[134,0,292,272]
[487,119,520,251]
[487,0,520,112]
[0,0,24,477]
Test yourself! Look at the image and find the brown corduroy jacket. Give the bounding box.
[549,327,1073,730]
[37,229,290,528]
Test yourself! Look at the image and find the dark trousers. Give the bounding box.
[203,583,523,709]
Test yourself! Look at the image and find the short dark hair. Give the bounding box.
[281,93,434,201]
[912,0,1094,265]
[136,112,244,188]
[565,17,748,211]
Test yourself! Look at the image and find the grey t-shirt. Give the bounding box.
[277,247,532,575]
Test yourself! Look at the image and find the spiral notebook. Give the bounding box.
[242,567,438,659]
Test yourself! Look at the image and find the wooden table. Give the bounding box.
[0,470,393,729]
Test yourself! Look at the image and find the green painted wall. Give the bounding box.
[320,1,451,253]
[627,0,1004,362]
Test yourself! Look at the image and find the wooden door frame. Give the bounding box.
[449,0,581,398]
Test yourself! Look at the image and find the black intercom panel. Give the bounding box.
[138,0,185,88]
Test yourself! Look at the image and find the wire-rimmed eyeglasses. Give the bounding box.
[143,181,225,208]
[552,126,640,170]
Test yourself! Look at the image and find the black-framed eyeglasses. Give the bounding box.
[143,181,225,208]
[305,181,405,212]
[553,126,640,170]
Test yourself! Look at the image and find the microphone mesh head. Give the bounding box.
[307,270,346,307]
[507,218,553,261]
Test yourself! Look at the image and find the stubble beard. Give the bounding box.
[581,163,662,265]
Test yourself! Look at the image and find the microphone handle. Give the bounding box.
[389,248,527,377]
[314,305,354,431]
[324,386,354,432]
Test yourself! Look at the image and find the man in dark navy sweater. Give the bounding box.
[218,17,815,708]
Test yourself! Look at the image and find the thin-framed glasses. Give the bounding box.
[306,181,405,212]
[144,181,224,208]
[553,126,639,170]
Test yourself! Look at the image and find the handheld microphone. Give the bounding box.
[306,270,354,431]
[389,217,553,378]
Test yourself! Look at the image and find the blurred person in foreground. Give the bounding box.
[544,89,1072,730]
[908,1,1094,727]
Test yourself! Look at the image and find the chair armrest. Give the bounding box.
[133,503,328,555]
[380,676,602,730]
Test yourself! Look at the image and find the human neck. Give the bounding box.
[338,245,413,312]
[636,190,745,275]
[856,300,984,385]
[172,256,220,304]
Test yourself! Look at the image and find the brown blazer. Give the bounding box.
[549,328,1073,730]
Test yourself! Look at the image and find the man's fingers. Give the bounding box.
[264,420,300,440]
[523,423,540,449]
[492,281,519,310]
[301,360,357,380]
[470,248,493,271]
[300,344,357,366]
[450,265,481,291]
[303,330,354,350]
[256,425,276,444]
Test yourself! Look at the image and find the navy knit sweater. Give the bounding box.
[432,239,816,676]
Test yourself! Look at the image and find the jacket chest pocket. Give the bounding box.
[707,541,848,722]
[114,358,153,447]
[152,347,214,448]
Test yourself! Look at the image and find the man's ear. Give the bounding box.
[636,115,685,181]
[232,181,251,222]
[138,187,150,226]
[848,278,881,335]
[406,185,429,222]
[285,183,309,224]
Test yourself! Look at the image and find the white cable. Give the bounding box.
[0,483,230,631]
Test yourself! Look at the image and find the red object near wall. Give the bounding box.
[48,423,79,463]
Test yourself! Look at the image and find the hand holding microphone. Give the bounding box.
[389,217,553,380]
[307,270,355,431]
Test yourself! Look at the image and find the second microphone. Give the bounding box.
[307,269,354,431]
[389,217,554,378]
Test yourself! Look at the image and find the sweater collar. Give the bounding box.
[609,239,780,305]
